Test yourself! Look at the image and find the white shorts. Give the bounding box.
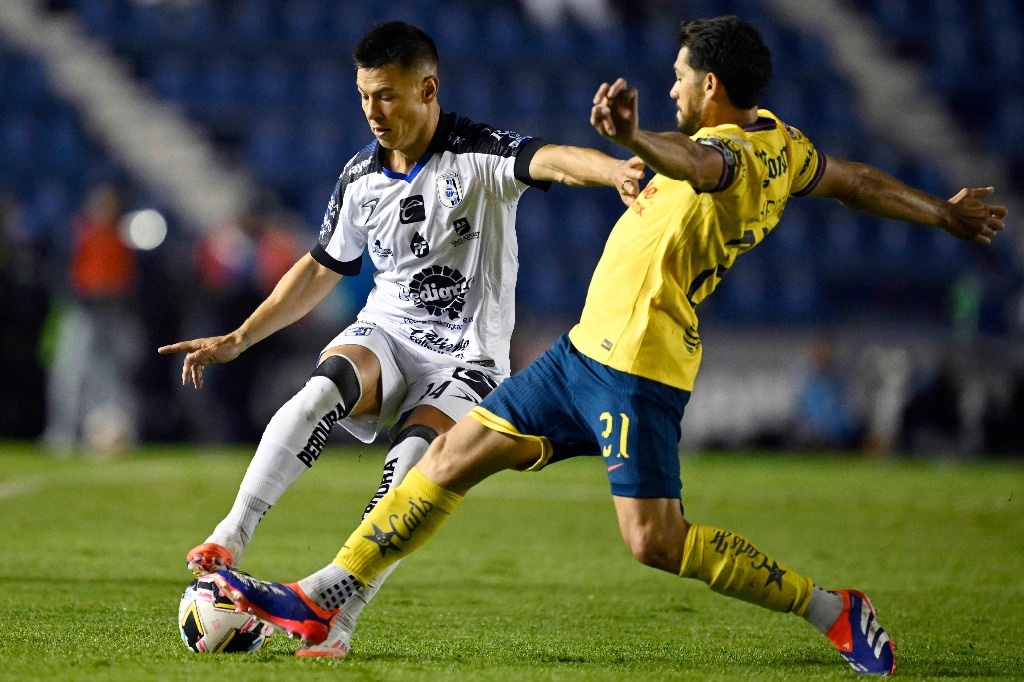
[319,320,505,443]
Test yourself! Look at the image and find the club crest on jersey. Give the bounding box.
[435,171,464,208]
[405,264,472,319]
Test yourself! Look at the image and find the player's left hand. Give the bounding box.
[942,186,1007,244]
[591,78,639,143]
[612,156,646,206]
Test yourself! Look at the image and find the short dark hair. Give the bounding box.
[678,16,772,109]
[353,21,439,72]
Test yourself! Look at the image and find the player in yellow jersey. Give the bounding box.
[213,16,1006,675]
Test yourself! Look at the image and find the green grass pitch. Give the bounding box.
[1,442,1021,681]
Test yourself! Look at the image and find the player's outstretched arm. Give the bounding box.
[809,156,1007,244]
[528,144,646,205]
[158,253,342,389]
[590,78,725,191]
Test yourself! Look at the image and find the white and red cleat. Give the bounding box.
[186,542,234,576]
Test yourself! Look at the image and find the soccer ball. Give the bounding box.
[178,576,273,653]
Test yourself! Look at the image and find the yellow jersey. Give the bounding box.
[568,109,825,390]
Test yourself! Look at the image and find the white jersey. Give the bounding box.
[312,111,550,377]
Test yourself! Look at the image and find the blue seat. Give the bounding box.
[227,0,276,49]
[7,57,49,108]
[776,262,824,322]
[422,4,474,60]
[712,253,769,322]
[764,78,806,123]
[247,56,297,109]
[484,5,533,61]
[299,116,345,176]
[870,0,918,42]
[0,113,37,171]
[282,0,330,47]
[24,178,75,243]
[305,59,349,112]
[990,94,1024,153]
[926,27,975,94]
[148,54,194,108]
[508,68,547,119]
[325,3,374,53]
[200,54,246,122]
[820,207,866,276]
[71,0,124,44]
[245,117,295,183]
[152,1,220,49]
[987,24,1024,87]
[981,0,1022,27]
[38,108,86,172]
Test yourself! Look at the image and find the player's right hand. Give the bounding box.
[158,331,249,389]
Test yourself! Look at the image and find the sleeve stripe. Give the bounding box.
[791,151,827,197]
[311,245,362,276]
[713,150,731,191]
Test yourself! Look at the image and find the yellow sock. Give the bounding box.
[334,467,463,584]
[679,524,814,615]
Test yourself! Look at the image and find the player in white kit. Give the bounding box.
[159,20,644,657]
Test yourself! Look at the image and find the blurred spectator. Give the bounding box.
[982,368,1024,456]
[900,349,970,458]
[520,0,617,29]
[184,196,307,442]
[855,344,911,457]
[0,194,49,438]
[790,337,860,450]
[43,183,143,456]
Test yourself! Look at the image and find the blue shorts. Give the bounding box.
[476,334,690,499]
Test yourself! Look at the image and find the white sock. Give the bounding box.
[299,563,361,611]
[332,433,432,634]
[803,586,844,634]
[212,376,351,562]
[207,491,269,565]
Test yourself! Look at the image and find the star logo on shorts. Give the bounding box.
[364,523,403,557]
[763,560,786,589]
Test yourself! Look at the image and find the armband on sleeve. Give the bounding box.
[695,137,737,192]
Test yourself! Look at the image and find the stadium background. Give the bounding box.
[0,0,1020,457]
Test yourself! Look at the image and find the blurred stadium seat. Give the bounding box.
[5,0,1020,330]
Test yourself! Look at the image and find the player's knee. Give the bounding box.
[311,354,362,415]
[393,423,439,446]
[415,430,476,491]
[627,539,679,572]
[622,528,684,573]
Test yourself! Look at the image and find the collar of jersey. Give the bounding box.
[742,115,776,132]
[377,111,451,183]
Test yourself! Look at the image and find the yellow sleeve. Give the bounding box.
[785,124,826,197]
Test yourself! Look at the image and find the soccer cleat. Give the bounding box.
[212,570,338,646]
[186,542,235,576]
[295,615,352,657]
[827,590,896,675]
[295,637,352,658]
